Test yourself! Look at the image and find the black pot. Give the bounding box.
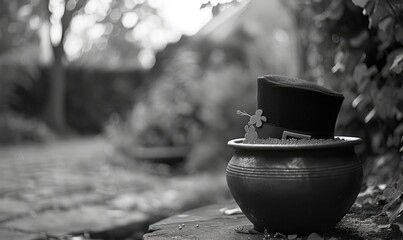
[226,137,363,234]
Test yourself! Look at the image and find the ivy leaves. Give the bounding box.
[352,0,403,46]
[380,175,403,234]
[390,51,403,74]
[299,0,403,194]
[354,0,394,27]
[352,0,369,8]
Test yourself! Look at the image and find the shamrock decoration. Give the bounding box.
[237,109,267,143]
[248,109,267,127]
[237,109,267,128]
[244,125,258,143]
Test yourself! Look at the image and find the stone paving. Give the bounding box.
[0,137,229,240]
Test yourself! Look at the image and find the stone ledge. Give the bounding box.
[143,200,403,240]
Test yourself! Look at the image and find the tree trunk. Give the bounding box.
[41,0,86,134]
[45,51,67,133]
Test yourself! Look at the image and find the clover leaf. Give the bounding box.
[248,109,267,127]
[237,109,268,143]
[244,125,258,144]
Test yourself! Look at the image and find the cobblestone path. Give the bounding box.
[0,137,228,240]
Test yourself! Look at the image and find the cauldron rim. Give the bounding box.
[228,136,362,150]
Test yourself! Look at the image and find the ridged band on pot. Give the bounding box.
[226,137,363,234]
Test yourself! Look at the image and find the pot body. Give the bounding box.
[226,138,363,234]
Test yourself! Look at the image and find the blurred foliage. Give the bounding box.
[200,0,241,17]
[0,0,165,139]
[107,46,255,171]
[0,1,40,54]
[128,48,203,148]
[10,67,145,134]
[298,0,403,183]
[0,1,41,113]
[65,68,145,133]
[107,0,300,172]
[0,1,49,143]
[0,62,39,113]
[0,112,54,145]
[64,0,163,68]
[108,1,304,171]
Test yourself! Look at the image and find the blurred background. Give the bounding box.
[0,0,402,239]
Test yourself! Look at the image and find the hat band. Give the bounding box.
[256,123,334,139]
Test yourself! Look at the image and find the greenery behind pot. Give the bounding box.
[107,0,300,172]
[297,0,403,183]
[107,47,256,171]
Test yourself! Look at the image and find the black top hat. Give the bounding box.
[255,75,344,139]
